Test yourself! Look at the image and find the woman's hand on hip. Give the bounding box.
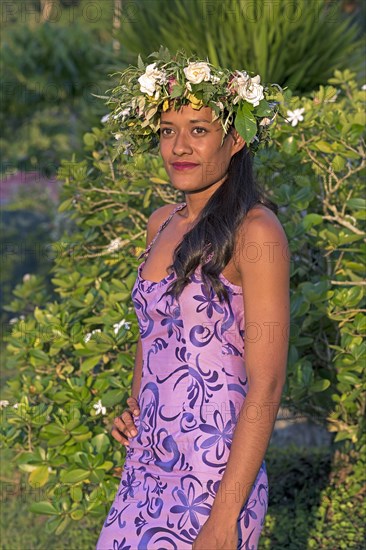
[111,396,140,447]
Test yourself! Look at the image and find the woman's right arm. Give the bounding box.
[131,334,143,401]
[111,204,176,446]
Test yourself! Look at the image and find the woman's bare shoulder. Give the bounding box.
[240,203,285,238]
[146,203,181,246]
[233,203,289,269]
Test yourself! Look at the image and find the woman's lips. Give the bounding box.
[172,162,199,171]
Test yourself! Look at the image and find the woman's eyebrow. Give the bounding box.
[160,119,212,125]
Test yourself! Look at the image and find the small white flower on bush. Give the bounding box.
[184,62,211,84]
[84,329,102,343]
[0,400,10,409]
[114,133,123,140]
[9,317,19,325]
[13,403,19,409]
[286,107,305,126]
[107,238,122,253]
[362,84,366,90]
[113,319,131,334]
[23,274,31,282]
[101,114,110,123]
[93,399,106,415]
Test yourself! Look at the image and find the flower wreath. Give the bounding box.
[103,46,286,156]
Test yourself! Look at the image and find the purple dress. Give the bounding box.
[96,202,268,550]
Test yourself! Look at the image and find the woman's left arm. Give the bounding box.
[193,207,290,549]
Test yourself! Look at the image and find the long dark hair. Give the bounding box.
[166,142,277,306]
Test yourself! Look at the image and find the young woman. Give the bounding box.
[96,49,290,550]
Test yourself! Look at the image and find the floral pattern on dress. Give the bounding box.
[96,203,268,550]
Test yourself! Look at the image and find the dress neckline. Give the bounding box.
[136,202,243,292]
[137,258,242,292]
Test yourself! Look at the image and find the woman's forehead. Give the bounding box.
[160,104,219,124]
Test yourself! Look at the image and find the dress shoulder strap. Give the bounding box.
[137,202,187,260]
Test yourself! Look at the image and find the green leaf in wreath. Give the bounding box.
[170,85,184,98]
[234,102,257,144]
[255,99,272,117]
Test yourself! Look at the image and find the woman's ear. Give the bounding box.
[230,129,246,155]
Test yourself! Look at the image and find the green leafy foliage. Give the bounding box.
[260,446,365,549]
[1,70,365,535]
[0,21,116,170]
[259,69,365,448]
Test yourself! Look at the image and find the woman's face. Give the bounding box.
[159,104,244,195]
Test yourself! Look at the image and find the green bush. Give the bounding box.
[263,69,366,448]
[0,181,70,325]
[0,21,117,171]
[0,69,365,536]
[259,446,365,549]
[119,0,364,93]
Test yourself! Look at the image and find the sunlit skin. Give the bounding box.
[159,104,245,221]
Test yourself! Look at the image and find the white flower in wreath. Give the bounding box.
[138,63,167,96]
[234,70,249,84]
[138,73,157,96]
[214,100,224,110]
[145,62,167,84]
[259,117,272,126]
[237,75,264,107]
[114,107,131,120]
[184,61,211,84]
[0,400,10,409]
[286,108,305,127]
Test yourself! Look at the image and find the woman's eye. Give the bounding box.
[161,128,173,136]
[193,127,207,134]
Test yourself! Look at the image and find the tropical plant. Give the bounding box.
[119,0,364,93]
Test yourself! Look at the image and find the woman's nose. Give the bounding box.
[172,131,193,155]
